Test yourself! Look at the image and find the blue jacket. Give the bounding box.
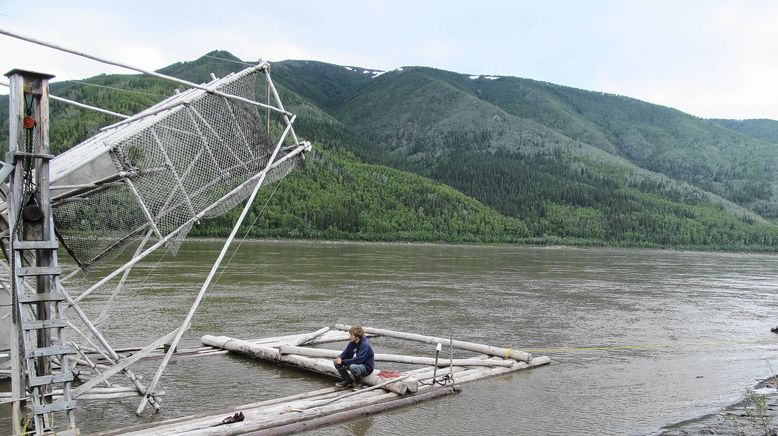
[339,335,375,373]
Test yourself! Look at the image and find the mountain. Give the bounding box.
[2,51,778,250]
[708,118,778,143]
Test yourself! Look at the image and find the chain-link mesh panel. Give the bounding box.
[52,69,301,268]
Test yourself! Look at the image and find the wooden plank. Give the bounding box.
[23,319,68,330]
[27,345,76,359]
[29,372,74,387]
[12,151,54,160]
[19,292,64,303]
[17,265,61,276]
[13,240,58,250]
[33,399,76,414]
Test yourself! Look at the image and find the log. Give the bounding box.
[299,376,410,409]
[96,331,353,358]
[410,355,550,385]
[289,327,329,346]
[100,357,547,435]
[278,345,514,367]
[256,386,461,435]
[335,324,532,363]
[201,335,418,395]
[150,390,400,435]
[90,386,347,436]
[453,355,551,384]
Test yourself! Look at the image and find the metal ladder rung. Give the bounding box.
[19,292,65,303]
[33,399,76,414]
[27,345,76,359]
[29,372,74,387]
[23,319,69,330]
[13,240,59,250]
[17,266,61,276]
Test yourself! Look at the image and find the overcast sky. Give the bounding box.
[1,0,777,120]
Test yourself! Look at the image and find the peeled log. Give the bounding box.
[335,324,532,363]
[288,327,330,346]
[278,345,513,367]
[201,335,418,395]
[258,386,461,436]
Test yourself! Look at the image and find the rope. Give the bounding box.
[418,373,455,387]
[94,244,169,326]
[213,178,283,286]
[69,80,161,97]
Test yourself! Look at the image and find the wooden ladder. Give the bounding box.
[11,237,77,435]
[6,70,78,435]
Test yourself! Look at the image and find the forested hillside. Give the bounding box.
[708,118,778,144]
[2,51,778,250]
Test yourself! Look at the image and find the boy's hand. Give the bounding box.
[334,357,342,364]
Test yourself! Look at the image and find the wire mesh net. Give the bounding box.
[52,68,301,268]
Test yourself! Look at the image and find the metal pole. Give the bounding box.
[265,71,301,144]
[432,342,441,383]
[136,115,298,415]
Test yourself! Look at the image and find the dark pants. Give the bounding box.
[335,362,368,384]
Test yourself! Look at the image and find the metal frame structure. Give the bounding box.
[1,28,312,434]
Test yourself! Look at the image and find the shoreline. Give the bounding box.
[181,236,778,255]
[660,376,778,435]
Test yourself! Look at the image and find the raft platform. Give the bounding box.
[96,324,549,435]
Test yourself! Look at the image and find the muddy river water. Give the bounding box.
[3,240,778,435]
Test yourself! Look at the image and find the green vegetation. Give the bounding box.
[3,51,778,251]
[710,118,778,144]
[741,388,774,436]
[190,147,530,243]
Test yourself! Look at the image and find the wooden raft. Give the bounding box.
[99,325,549,435]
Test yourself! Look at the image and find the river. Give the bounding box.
[2,240,778,435]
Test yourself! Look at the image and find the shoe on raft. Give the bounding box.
[352,384,365,391]
[335,380,353,388]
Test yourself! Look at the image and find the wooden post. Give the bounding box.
[6,68,57,435]
[5,68,25,436]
